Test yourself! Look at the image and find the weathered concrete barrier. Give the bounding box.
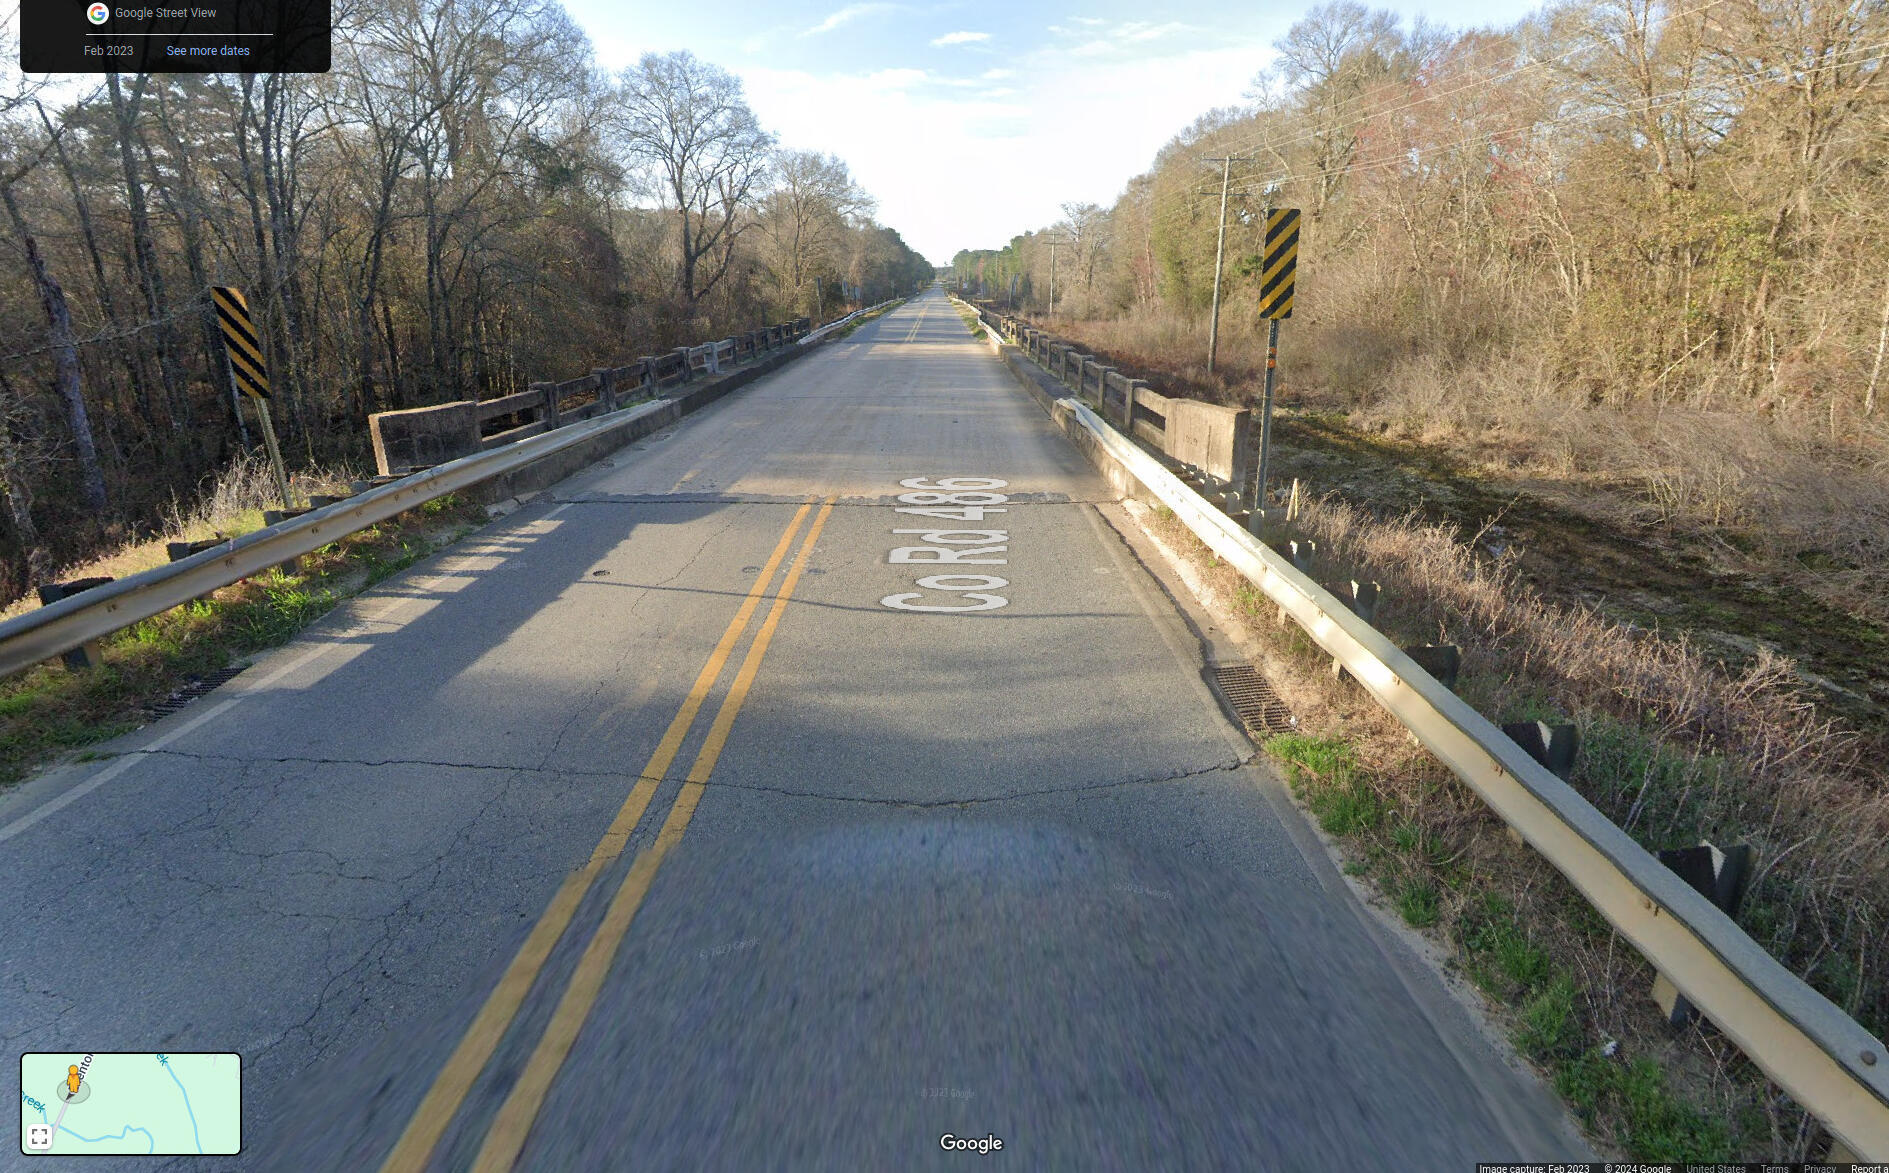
[1164,399,1251,488]
[369,401,479,476]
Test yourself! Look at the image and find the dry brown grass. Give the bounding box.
[1345,351,1889,621]
[1,454,363,623]
[1292,493,1888,994]
[1051,305,1889,624]
[1132,494,1881,1158]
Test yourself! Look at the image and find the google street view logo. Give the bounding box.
[87,3,109,23]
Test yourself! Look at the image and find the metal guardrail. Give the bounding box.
[0,397,663,679]
[0,313,836,680]
[974,303,1254,500]
[798,298,903,346]
[956,296,1889,1159]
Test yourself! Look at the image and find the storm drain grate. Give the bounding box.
[1212,664,1297,736]
[145,664,249,720]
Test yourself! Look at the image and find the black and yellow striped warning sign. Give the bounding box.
[211,286,270,400]
[1258,208,1299,320]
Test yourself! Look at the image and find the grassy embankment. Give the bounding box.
[0,457,484,789]
[1127,475,1879,1162]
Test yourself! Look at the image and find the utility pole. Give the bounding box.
[1206,156,1233,375]
[1048,240,1060,319]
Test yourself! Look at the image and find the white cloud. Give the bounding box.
[1048,17,1194,57]
[931,30,990,46]
[1118,20,1190,42]
[801,3,893,36]
[738,40,1270,265]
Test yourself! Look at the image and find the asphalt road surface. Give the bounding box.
[1,289,1590,1170]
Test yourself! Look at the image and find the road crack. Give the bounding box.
[689,755,1255,810]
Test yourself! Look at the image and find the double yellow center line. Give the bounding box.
[903,299,930,343]
[380,496,838,1173]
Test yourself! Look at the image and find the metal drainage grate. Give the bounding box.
[145,664,249,720]
[1212,663,1297,737]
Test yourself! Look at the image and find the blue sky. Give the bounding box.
[564,0,1542,265]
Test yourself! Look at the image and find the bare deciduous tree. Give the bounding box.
[613,51,775,310]
[761,150,873,315]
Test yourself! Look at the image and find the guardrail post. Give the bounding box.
[671,348,693,383]
[532,381,559,429]
[1091,365,1115,408]
[1497,722,1579,841]
[1322,579,1379,626]
[1285,539,1316,575]
[1401,644,1461,692]
[166,537,237,603]
[36,578,112,670]
[1502,720,1578,779]
[1348,580,1379,624]
[593,368,616,413]
[1652,842,1753,1027]
[259,512,309,575]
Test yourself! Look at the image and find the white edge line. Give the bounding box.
[0,637,339,844]
[0,752,148,845]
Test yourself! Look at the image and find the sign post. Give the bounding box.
[211,286,293,509]
[1247,207,1298,531]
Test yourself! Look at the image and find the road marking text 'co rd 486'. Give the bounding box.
[878,478,1010,612]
